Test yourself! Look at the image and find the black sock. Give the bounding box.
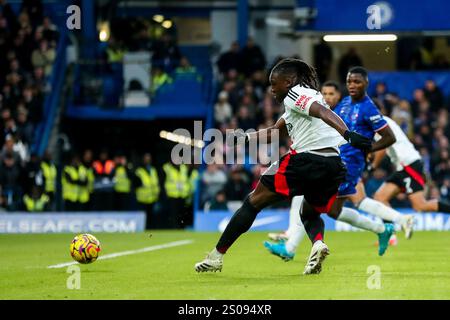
[438,201,450,213]
[302,215,325,243]
[301,202,324,243]
[216,196,260,254]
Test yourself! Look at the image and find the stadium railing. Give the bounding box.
[33,28,68,156]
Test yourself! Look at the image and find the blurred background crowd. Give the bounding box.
[1,0,450,230]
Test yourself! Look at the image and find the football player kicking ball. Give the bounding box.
[264,82,413,261]
[195,58,372,275]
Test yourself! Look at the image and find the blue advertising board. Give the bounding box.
[0,212,146,234]
[194,209,450,232]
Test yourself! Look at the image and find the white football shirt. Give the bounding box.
[374,116,421,170]
[281,84,345,154]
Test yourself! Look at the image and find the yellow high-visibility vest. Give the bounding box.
[162,163,189,199]
[78,165,90,204]
[23,194,50,212]
[87,167,95,193]
[62,166,78,202]
[41,161,56,193]
[135,166,160,204]
[151,73,172,93]
[114,166,131,193]
[106,47,125,63]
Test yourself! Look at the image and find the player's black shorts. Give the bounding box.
[260,151,346,213]
[386,160,425,194]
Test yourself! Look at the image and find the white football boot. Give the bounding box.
[401,215,415,239]
[268,231,289,242]
[303,240,330,275]
[195,251,223,273]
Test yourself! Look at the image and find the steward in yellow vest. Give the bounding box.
[135,165,160,204]
[111,154,132,210]
[62,155,81,211]
[133,153,160,229]
[22,186,50,212]
[78,164,93,210]
[82,150,95,194]
[162,162,189,199]
[151,66,173,95]
[40,160,56,197]
[162,161,190,228]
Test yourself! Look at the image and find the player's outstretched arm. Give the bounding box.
[308,101,372,151]
[248,117,288,143]
[228,117,288,146]
[370,126,396,152]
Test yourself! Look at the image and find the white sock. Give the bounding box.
[285,220,307,254]
[338,207,385,234]
[358,198,406,224]
[210,248,223,259]
[286,196,304,237]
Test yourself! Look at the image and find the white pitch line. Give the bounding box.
[47,239,194,269]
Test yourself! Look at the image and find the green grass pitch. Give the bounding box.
[1,231,450,300]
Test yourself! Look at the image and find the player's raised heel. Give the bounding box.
[195,253,223,273]
[303,241,329,275]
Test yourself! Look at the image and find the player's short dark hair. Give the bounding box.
[348,66,368,80]
[321,80,341,92]
[271,58,319,91]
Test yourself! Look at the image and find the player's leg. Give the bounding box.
[401,161,450,212]
[408,191,437,211]
[216,182,282,252]
[407,191,450,213]
[286,196,304,237]
[370,181,414,239]
[264,213,307,261]
[358,181,413,227]
[285,207,307,254]
[267,195,303,242]
[195,152,296,273]
[328,184,394,256]
[300,154,347,274]
[195,182,283,272]
[373,182,400,206]
[264,196,305,261]
[329,182,386,235]
[301,200,329,275]
[330,197,384,233]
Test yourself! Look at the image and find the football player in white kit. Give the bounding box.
[264,81,412,261]
[373,116,450,215]
[195,59,374,275]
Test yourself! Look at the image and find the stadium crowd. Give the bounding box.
[2,4,450,230]
[102,18,200,96]
[0,0,59,211]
